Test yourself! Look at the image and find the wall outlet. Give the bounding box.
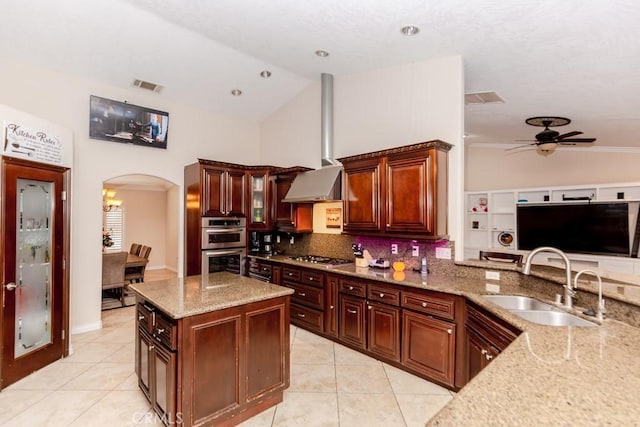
[276,235,280,243]
[412,245,419,257]
[485,271,500,281]
[391,244,398,254]
[435,247,452,259]
[485,283,500,293]
[289,236,294,245]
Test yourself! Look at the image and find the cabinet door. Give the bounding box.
[324,275,339,338]
[343,158,383,232]
[274,175,313,233]
[466,326,492,382]
[402,311,456,387]
[226,169,247,217]
[339,295,366,349]
[152,341,177,424]
[367,302,400,362]
[386,152,433,233]
[202,166,226,217]
[136,328,152,400]
[248,171,270,229]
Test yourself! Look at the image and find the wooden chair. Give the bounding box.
[125,245,152,283]
[102,252,128,307]
[479,251,523,264]
[129,243,142,256]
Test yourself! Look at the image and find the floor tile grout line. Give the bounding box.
[382,363,410,427]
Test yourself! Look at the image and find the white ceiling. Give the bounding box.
[3,0,640,150]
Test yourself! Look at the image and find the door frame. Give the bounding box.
[0,156,70,389]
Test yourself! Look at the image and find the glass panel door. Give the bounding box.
[16,179,53,357]
[251,175,265,225]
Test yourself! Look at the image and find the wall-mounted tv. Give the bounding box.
[89,95,168,149]
[517,202,639,257]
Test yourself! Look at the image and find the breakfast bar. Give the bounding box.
[129,272,294,426]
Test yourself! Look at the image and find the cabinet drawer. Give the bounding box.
[339,279,367,297]
[153,312,177,351]
[290,302,324,333]
[137,303,154,334]
[368,284,400,306]
[249,261,271,275]
[401,290,456,321]
[466,303,520,352]
[301,270,324,287]
[282,268,301,281]
[288,283,324,310]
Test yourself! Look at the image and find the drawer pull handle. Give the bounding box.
[481,349,488,355]
[298,292,306,297]
[262,267,269,271]
[138,315,145,321]
[349,286,354,291]
[149,345,155,351]
[156,328,165,334]
[485,354,493,361]
[347,309,357,314]
[297,313,306,318]
[421,302,427,308]
[379,293,385,298]
[447,329,453,335]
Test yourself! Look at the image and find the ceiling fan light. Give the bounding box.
[536,142,557,156]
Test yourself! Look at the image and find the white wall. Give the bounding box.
[166,185,180,272]
[261,56,465,250]
[0,58,261,334]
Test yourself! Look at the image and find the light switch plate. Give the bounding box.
[435,247,452,259]
[276,235,280,243]
[485,283,501,293]
[412,245,419,256]
[391,244,398,255]
[485,271,500,281]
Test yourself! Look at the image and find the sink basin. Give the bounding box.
[483,295,555,311]
[514,310,597,327]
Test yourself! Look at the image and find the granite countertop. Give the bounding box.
[253,254,640,424]
[128,272,294,319]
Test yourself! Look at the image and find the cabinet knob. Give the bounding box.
[368,305,372,310]
[349,286,354,291]
[447,329,453,335]
[379,293,385,298]
[288,272,293,276]
[149,345,155,351]
[421,302,427,308]
[347,309,357,314]
[330,305,334,309]
[309,277,314,281]
[386,224,390,227]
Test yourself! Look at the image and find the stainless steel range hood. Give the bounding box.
[282,73,342,203]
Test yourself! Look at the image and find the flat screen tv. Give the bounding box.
[517,202,634,257]
[89,95,168,149]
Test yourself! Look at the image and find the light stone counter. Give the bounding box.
[128,272,294,319]
[255,255,640,425]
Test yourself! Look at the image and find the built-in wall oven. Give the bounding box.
[201,217,246,275]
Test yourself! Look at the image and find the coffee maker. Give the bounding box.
[249,231,274,255]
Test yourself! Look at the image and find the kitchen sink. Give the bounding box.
[514,310,597,327]
[483,295,555,311]
[483,295,598,327]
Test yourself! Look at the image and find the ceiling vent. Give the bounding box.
[465,91,504,105]
[132,79,163,93]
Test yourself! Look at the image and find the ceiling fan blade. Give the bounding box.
[558,138,596,143]
[506,142,536,151]
[556,131,583,140]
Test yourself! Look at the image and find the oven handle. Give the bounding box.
[204,228,245,234]
[203,249,245,257]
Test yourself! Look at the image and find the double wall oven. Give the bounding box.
[201,217,246,276]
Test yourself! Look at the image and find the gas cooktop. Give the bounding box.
[287,255,352,267]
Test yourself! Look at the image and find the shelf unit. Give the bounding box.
[464,182,640,275]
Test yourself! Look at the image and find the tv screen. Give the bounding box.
[89,95,168,149]
[517,202,631,256]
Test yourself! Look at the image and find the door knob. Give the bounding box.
[4,282,17,291]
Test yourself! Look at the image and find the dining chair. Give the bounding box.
[479,251,523,264]
[129,243,142,256]
[102,251,128,307]
[126,245,152,283]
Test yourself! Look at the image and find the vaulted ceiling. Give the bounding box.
[2,0,639,150]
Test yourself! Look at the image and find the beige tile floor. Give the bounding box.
[0,269,454,426]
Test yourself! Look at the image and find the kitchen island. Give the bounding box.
[129,272,294,426]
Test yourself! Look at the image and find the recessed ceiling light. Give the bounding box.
[260,70,272,78]
[230,89,242,96]
[315,50,329,57]
[400,25,420,36]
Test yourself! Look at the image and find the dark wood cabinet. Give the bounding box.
[338,140,451,239]
[274,171,313,233]
[367,302,401,362]
[465,302,520,383]
[339,294,367,349]
[202,165,246,217]
[402,310,456,387]
[282,266,325,333]
[324,275,339,338]
[342,158,383,233]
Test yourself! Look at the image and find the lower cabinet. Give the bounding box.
[466,326,499,381]
[367,302,401,362]
[324,275,339,338]
[401,310,456,387]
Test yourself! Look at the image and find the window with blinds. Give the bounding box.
[104,208,124,251]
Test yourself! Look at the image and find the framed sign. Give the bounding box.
[325,207,342,228]
[89,95,169,149]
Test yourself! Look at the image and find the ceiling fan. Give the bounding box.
[508,116,596,155]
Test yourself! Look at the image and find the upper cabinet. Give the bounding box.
[274,168,314,233]
[247,169,271,230]
[339,140,451,240]
[202,165,246,217]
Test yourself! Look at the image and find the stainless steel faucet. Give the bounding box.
[574,269,606,322]
[522,246,575,309]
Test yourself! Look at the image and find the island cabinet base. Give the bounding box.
[136,296,290,426]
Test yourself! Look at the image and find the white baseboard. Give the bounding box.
[71,320,102,335]
[146,264,178,272]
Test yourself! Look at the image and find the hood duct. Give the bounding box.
[282,73,342,203]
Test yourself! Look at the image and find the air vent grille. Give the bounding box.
[465,91,504,105]
[132,79,163,93]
